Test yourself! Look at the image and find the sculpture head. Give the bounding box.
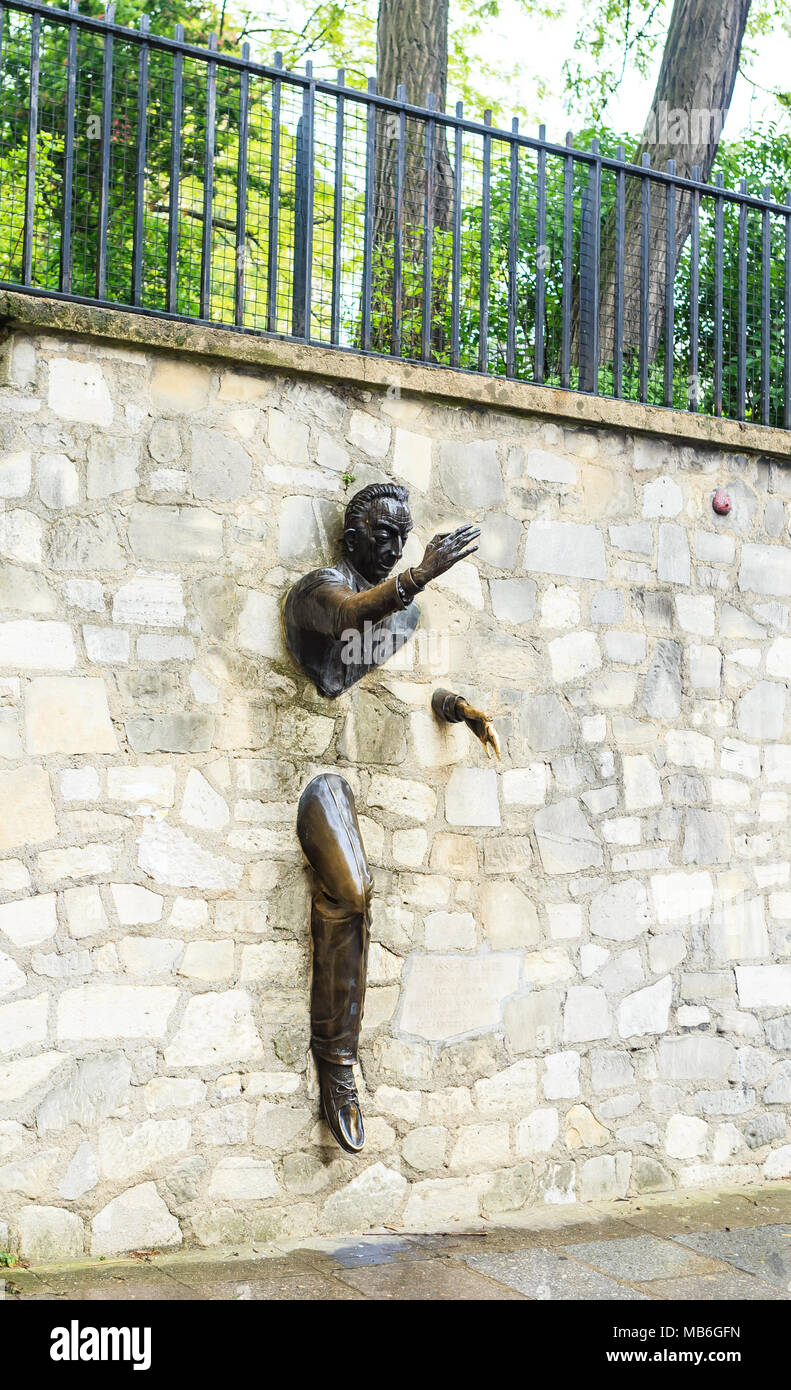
[343,483,413,585]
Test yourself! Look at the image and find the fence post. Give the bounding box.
[234,43,250,328]
[689,164,700,412]
[478,109,492,373]
[291,61,314,342]
[579,139,601,394]
[200,32,217,321]
[663,159,676,407]
[60,0,79,294]
[166,23,184,314]
[561,131,574,389]
[330,69,346,347]
[450,102,463,369]
[96,2,115,300]
[266,52,283,334]
[22,7,41,287]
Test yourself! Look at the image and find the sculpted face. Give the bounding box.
[344,494,413,584]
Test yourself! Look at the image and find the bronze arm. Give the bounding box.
[432,688,501,760]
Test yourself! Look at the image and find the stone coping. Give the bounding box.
[2,287,790,462]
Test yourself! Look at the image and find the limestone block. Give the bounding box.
[402,1126,447,1171]
[590,879,651,941]
[57,986,177,1041]
[178,940,234,982]
[0,565,56,616]
[736,965,791,1009]
[0,450,31,498]
[165,991,263,1067]
[549,630,601,683]
[449,1122,510,1172]
[524,520,607,580]
[346,411,391,459]
[16,1206,84,1260]
[675,594,715,636]
[739,543,791,596]
[651,871,713,924]
[0,767,57,850]
[657,523,690,584]
[106,766,175,807]
[610,523,653,556]
[87,435,140,497]
[402,1176,485,1231]
[590,590,627,626]
[534,798,602,874]
[0,950,25,999]
[62,885,107,941]
[26,676,116,754]
[98,1118,191,1182]
[253,1102,313,1151]
[0,510,43,564]
[445,767,500,826]
[399,954,520,1042]
[643,476,682,517]
[48,358,112,424]
[190,427,252,500]
[0,619,76,670]
[737,681,786,740]
[618,975,672,1038]
[368,773,436,822]
[542,1051,580,1100]
[0,993,48,1055]
[236,589,283,660]
[563,986,611,1043]
[392,428,432,492]
[490,577,536,623]
[478,880,538,950]
[126,714,213,755]
[438,439,503,510]
[546,903,583,940]
[58,1141,99,1199]
[424,911,476,950]
[473,1060,538,1115]
[565,1104,609,1149]
[128,503,223,562]
[110,883,164,926]
[642,639,682,719]
[516,1108,559,1156]
[0,893,57,948]
[48,515,124,571]
[83,624,130,665]
[181,770,229,830]
[38,453,79,509]
[337,691,407,766]
[91,1181,182,1256]
[138,820,240,891]
[658,1035,734,1080]
[521,692,573,753]
[579,1152,631,1202]
[622,755,662,811]
[0,1052,67,1108]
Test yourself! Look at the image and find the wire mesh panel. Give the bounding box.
[0,0,789,432]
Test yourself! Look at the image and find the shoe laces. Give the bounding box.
[328,1073,359,1107]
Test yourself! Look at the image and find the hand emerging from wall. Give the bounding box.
[411,524,480,586]
[432,689,501,760]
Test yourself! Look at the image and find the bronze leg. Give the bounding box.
[296,773,373,1066]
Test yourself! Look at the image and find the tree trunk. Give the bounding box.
[372,0,453,356]
[575,0,750,383]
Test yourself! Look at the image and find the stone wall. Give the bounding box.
[1,303,790,1261]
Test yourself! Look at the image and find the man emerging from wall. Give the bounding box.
[284,483,499,1152]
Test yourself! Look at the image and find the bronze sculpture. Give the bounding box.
[285,482,499,1152]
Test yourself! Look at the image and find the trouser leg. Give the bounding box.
[296,773,373,1066]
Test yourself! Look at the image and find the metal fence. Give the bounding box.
[1,0,790,429]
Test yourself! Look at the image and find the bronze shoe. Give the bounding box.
[319,1060,365,1154]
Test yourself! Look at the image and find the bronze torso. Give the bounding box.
[283,556,420,698]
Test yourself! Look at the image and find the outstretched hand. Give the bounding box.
[458,699,501,760]
[412,524,480,586]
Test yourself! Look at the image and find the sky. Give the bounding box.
[460,0,791,138]
[243,0,791,140]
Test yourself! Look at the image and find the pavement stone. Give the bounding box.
[563,1233,716,1282]
[333,1258,526,1300]
[672,1224,791,1292]
[465,1248,650,1300]
[638,1270,789,1301]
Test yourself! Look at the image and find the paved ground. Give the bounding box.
[4,1182,791,1301]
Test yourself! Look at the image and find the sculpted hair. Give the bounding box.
[344,483,410,532]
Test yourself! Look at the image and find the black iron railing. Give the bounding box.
[1,0,790,428]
